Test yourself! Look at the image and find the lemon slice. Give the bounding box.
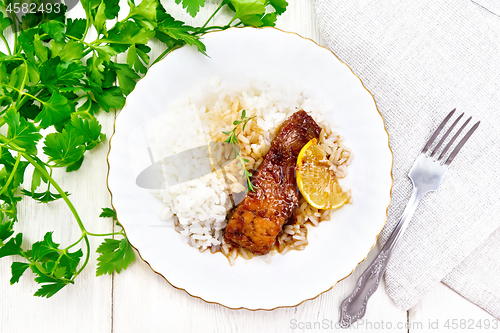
[296,138,349,210]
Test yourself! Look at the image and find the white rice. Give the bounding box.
[146,77,352,259]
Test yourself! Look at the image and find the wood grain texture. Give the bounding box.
[409,283,499,333]
[0,1,496,332]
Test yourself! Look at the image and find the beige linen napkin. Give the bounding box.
[315,0,500,318]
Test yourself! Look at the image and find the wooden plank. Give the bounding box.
[112,3,406,332]
[113,245,407,332]
[409,282,498,333]
[0,5,114,333]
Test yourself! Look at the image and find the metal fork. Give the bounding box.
[339,109,480,328]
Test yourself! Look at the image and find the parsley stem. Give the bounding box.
[67,34,97,51]
[21,152,93,279]
[0,152,21,197]
[75,237,91,277]
[72,110,92,118]
[11,14,20,54]
[16,59,29,105]
[86,231,124,237]
[66,233,86,251]
[193,26,229,37]
[49,249,67,276]
[0,137,26,152]
[151,46,176,66]
[81,3,92,41]
[0,84,44,106]
[16,88,43,110]
[228,16,237,26]
[201,1,226,29]
[0,33,11,56]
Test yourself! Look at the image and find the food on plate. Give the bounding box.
[147,78,352,263]
[296,138,350,210]
[224,110,321,255]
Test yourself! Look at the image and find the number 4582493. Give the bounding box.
[444,319,499,330]
[5,2,61,14]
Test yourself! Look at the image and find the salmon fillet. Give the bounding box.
[224,110,321,255]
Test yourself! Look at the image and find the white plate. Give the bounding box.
[107,27,393,310]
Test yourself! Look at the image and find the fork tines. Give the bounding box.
[422,109,480,165]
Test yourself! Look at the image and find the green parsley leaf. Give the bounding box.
[29,164,50,193]
[0,233,24,259]
[80,0,102,13]
[65,156,85,172]
[229,0,266,26]
[17,30,35,63]
[268,0,288,15]
[156,14,205,53]
[20,189,69,203]
[43,125,85,168]
[99,21,155,45]
[261,12,277,26]
[31,232,60,261]
[18,99,42,120]
[101,63,117,88]
[25,59,40,84]
[31,264,69,298]
[103,0,120,19]
[33,281,67,298]
[58,249,83,279]
[93,86,126,112]
[33,34,49,62]
[65,18,87,39]
[175,0,205,17]
[41,20,66,43]
[0,149,29,189]
[20,13,42,30]
[0,12,13,32]
[96,238,135,276]
[41,58,86,91]
[9,63,26,89]
[126,44,148,74]
[129,0,158,23]
[87,53,105,87]
[69,115,106,150]
[34,92,74,129]
[112,62,140,96]
[99,207,117,219]
[57,60,86,85]
[94,2,108,37]
[51,40,86,62]
[93,44,121,63]
[77,95,101,114]
[0,219,15,242]
[10,262,30,285]
[4,107,43,155]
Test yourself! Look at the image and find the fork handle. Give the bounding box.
[339,187,424,328]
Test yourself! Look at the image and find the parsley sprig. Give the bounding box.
[223,110,257,192]
[0,0,288,297]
